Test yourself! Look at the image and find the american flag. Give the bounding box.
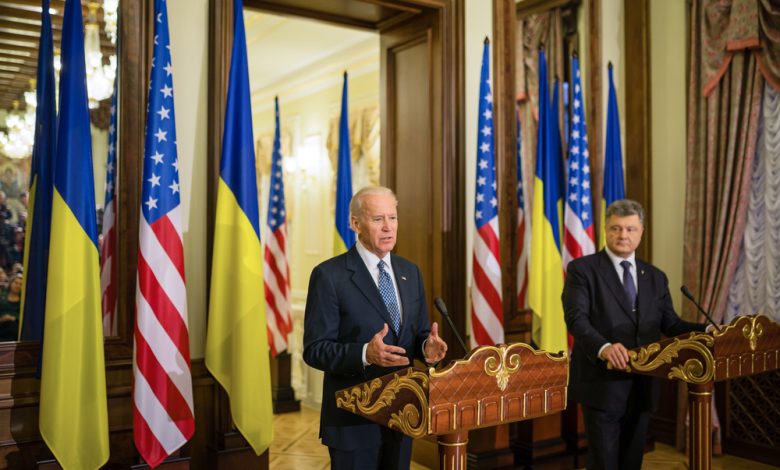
[562,56,595,268]
[133,0,194,466]
[100,78,118,336]
[470,39,503,348]
[264,96,292,357]
[516,114,530,309]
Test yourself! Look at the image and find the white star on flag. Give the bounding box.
[563,55,596,269]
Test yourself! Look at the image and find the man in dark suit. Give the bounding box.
[563,199,708,470]
[303,186,448,470]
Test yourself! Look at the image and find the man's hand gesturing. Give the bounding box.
[424,322,447,364]
[366,323,409,367]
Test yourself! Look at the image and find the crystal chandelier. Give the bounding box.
[0,100,36,160]
[85,2,116,109]
[103,0,119,45]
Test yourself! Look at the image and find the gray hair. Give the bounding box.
[605,199,645,225]
[349,186,398,218]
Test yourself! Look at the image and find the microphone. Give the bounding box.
[680,286,722,333]
[433,297,469,355]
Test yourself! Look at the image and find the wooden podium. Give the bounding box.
[621,314,780,470]
[335,343,568,470]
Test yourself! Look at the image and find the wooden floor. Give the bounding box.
[270,405,778,469]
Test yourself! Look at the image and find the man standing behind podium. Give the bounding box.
[304,186,448,470]
[563,199,706,470]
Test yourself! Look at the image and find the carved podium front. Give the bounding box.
[622,315,780,470]
[335,343,568,470]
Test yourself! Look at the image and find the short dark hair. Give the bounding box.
[605,199,645,225]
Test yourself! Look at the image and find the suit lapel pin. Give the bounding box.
[401,276,407,281]
[641,270,645,275]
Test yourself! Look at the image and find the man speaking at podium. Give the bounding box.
[304,186,447,470]
[563,199,706,470]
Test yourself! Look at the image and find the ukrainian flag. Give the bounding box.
[529,50,567,354]
[205,0,273,455]
[39,0,109,467]
[600,63,625,248]
[19,0,56,342]
[334,71,354,255]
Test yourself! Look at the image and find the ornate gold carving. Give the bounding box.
[335,368,429,438]
[430,342,567,379]
[483,345,522,391]
[627,333,715,384]
[742,316,764,352]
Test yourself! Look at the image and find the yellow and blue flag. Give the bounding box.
[205,0,273,455]
[334,72,354,255]
[39,0,109,467]
[600,63,625,248]
[19,0,56,342]
[529,49,567,354]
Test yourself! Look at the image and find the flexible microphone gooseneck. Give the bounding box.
[433,297,469,355]
[680,285,722,333]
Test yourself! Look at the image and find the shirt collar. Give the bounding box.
[356,239,392,270]
[605,246,636,269]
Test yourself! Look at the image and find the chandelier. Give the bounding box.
[85,2,117,109]
[103,0,119,45]
[0,99,35,160]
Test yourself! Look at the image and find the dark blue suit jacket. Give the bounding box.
[562,250,705,412]
[303,246,431,450]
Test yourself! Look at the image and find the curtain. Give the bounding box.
[516,9,565,215]
[680,0,780,453]
[725,83,780,322]
[683,0,764,327]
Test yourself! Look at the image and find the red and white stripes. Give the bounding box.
[563,207,595,269]
[471,218,504,347]
[264,221,292,356]
[133,206,194,468]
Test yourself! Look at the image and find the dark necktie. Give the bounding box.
[620,260,637,310]
[377,260,401,333]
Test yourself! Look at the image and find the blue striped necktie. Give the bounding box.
[377,260,401,333]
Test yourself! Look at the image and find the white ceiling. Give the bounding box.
[244,10,379,112]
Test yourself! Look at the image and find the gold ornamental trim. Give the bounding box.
[430,343,567,392]
[484,345,522,391]
[627,333,715,384]
[335,368,429,438]
[741,316,764,352]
